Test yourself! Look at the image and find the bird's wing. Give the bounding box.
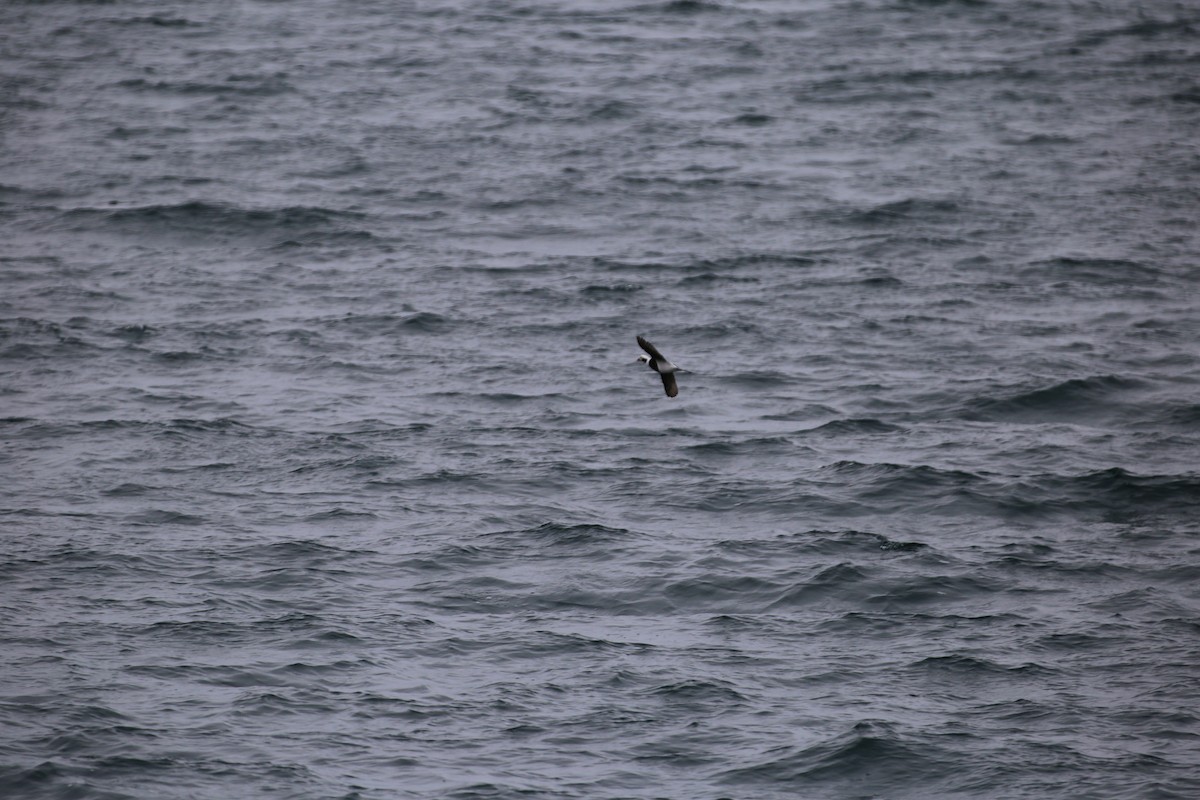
[660,371,679,398]
[637,335,665,360]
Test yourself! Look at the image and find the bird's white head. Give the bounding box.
[636,354,651,365]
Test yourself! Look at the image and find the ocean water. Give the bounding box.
[2,1,1199,798]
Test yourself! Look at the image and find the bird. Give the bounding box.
[636,335,680,397]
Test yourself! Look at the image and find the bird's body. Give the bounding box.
[636,335,680,397]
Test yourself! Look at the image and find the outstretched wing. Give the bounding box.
[637,335,665,361]
[660,371,679,398]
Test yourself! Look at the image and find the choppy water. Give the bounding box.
[3,1,1200,798]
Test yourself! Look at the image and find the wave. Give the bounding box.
[677,319,763,337]
[696,253,821,271]
[1072,17,1198,50]
[327,311,455,335]
[721,720,950,786]
[659,0,724,13]
[1021,256,1164,285]
[817,460,1200,521]
[0,317,102,360]
[894,0,994,7]
[689,477,848,516]
[674,272,761,288]
[720,370,801,389]
[961,374,1143,423]
[1152,402,1200,429]
[912,654,1057,677]
[117,74,293,96]
[108,323,157,343]
[799,418,906,435]
[8,416,273,444]
[764,563,872,608]
[579,282,643,298]
[800,66,1041,104]
[780,570,1006,610]
[125,509,207,526]
[303,507,379,521]
[1060,467,1200,519]
[56,201,372,242]
[714,530,927,557]
[973,467,1198,521]
[823,460,988,502]
[819,197,966,227]
[109,15,200,28]
[684,459,1080,520]
[582,255,760,276]
[647,678,747,704]
[394,524,644,575]
[486,521,637,548]
[683,436,796,457]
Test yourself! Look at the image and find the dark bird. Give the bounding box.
[636,335,680,398]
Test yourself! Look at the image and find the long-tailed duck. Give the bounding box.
[636,335,680,398]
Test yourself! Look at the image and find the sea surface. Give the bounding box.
[2,1,1199,798]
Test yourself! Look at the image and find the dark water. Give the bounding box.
[3,1,1200,798]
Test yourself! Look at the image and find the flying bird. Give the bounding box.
[636,335,680,398]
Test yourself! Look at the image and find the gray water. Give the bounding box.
[3,1,1200,798]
